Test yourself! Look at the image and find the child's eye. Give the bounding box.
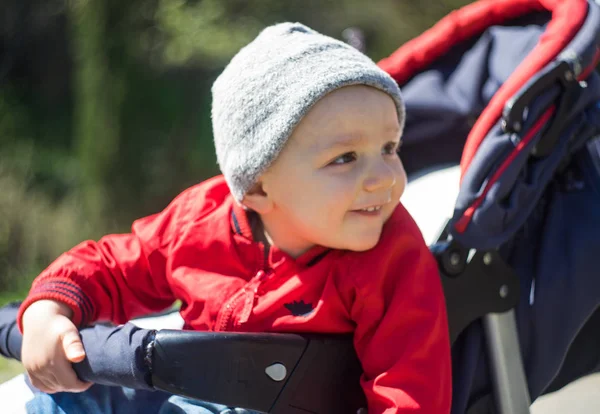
[382,141,401,156]
[330,152,357,165]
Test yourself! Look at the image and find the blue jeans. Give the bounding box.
[25,384,261,414]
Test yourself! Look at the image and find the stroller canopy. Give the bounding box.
[381,0,600,249]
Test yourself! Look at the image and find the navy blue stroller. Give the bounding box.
[2,0,600,412]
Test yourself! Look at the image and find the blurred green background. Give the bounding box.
[0,0,472,308]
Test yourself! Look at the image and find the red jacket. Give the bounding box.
[19,175,451,413]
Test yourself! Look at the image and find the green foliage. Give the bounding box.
[155,0,263,67]
[0,90,95,292]
[0,152,94,292]
[68,0,123,221]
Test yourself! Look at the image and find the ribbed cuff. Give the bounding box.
[17,278,95,332]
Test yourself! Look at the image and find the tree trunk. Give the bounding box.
[67,0,121,222]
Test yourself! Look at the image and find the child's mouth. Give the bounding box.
[351,205,383,216]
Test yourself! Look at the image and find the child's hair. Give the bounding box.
[211,22,406,202]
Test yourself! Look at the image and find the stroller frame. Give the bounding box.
[435,235,531,413]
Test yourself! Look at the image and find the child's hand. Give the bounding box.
[21,300,92,393]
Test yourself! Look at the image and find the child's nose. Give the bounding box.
[363,160,396,192]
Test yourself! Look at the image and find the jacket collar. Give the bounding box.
[230,201,330,269]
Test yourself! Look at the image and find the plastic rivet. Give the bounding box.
[513,122,522,132]
[564,71,574,81]
[265,363,287,382]
[499,285,509,298]
[483,253,493,266]
[450,252,461,266]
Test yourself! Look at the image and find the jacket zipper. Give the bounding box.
[218,243,271,331]
[218,270,271,331]
[218,289,245,331]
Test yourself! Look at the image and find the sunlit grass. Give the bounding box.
[0,358,23,383]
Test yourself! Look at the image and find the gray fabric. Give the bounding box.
[212,22,405,201]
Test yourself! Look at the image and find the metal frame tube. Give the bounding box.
[482,310,531,414]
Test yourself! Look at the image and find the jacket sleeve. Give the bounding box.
[17,190,194,331]
[349,204,452,414]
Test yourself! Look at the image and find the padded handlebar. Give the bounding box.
[0,303,365,413]
[151,330,365,413]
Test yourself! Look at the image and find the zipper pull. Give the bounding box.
[238,290,255,325]
[238,271,266,325]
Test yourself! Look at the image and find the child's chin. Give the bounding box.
[344,236,381,252]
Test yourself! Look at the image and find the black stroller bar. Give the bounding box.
[432,239,520,345]
[503,58,586,157]
[150,330,364,413]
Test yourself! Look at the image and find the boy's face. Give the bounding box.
[250,85,407,257]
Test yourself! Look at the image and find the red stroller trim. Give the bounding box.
[454,53,600,234]
[378,0,588,179]
[454,105,556,233]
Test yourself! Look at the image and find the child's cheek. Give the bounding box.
[392,162,407,199]
[321,173,357,204]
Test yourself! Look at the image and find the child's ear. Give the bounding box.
[241,182,273,214]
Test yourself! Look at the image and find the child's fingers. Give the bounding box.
[26,373,49,393]
[54,361,92,393]
[27,360,91,394]
[27,372,59,394]
[23,355,61,393]
[60,329,86,363]
[21,308,89,393]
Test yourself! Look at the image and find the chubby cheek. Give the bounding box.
[285,175,343,218]
[381,161,407,222]
[317,174,359,212]
[392,161,408,201]
[296,175,354,232]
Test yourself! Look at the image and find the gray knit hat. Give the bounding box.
[212,22,405,201]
